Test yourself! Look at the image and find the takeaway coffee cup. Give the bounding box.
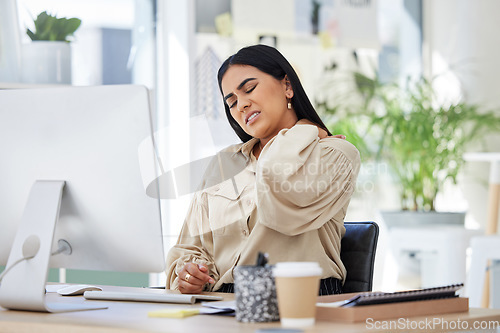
[272,262,322,327]
[233,265,280,322]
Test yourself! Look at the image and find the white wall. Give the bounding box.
[426,0,500,231]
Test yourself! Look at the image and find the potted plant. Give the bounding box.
[21,11,81,84]
[318,70,500,227]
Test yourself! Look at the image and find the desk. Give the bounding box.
[1,285,500,332]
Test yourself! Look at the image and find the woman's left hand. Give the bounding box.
[177,263,214,294]
[331,134,346,140]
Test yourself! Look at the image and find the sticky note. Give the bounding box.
[148,308,200,318]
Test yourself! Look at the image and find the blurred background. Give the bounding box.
[2,0,500,301]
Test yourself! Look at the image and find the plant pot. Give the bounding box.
[21,41,72,85]
[381,211,466,229]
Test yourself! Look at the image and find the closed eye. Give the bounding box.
[246,85,256,94]
[227,85,257,109]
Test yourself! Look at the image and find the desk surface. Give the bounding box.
[1,285,500,333]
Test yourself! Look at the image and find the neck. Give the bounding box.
[256,109,298,148]
[259,118,297,147]
[253,140,263,159]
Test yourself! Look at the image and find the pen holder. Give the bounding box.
[234,265,279,322]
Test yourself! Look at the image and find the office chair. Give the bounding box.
[341,221,379,293]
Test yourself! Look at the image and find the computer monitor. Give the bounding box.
[0,85,164,312]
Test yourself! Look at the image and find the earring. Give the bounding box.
[287,101,292,109]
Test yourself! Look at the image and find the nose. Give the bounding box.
[237,98,250,112]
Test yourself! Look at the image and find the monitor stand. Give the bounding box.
[0,181,107,312]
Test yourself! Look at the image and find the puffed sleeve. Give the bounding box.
[165,191,219,290]
[256,124,360,236]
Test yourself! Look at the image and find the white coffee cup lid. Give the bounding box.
[272,262,322,278]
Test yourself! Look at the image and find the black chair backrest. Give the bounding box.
[341,221,379,293]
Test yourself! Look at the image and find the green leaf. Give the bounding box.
[26,28,36,41]
[318,67,500,211]
[26,11,81,42]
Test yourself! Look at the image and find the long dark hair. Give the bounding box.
[217,44,331,142]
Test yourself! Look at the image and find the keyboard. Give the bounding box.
[83,290,223,304]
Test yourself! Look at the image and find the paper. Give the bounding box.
[45,285,69,293]
[201,300,235,315]
[316,300,350,308]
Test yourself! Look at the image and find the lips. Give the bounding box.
[245,111,261,125]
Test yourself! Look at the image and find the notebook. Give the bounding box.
[83,290,223,304]
[340,283,464,307]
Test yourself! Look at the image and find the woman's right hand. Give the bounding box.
[177,262,215,294]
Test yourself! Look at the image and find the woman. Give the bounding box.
[165,45,360,295]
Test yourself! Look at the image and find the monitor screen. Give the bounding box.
[0,85,165,274]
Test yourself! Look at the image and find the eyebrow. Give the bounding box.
[224,78,257,101]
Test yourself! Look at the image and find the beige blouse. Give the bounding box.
[165,124,361,292]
